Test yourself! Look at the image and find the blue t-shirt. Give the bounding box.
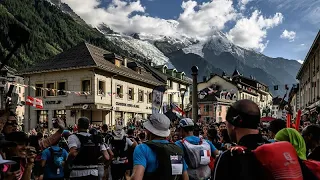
[175,136,217,158]
[41,145,68,179]
[133,140,188,173]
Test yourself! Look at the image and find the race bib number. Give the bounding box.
[200,150,211,165]
[170,155,183,175]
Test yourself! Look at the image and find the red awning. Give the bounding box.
[261,117,276,122]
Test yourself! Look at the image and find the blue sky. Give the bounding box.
[64,0,320,62]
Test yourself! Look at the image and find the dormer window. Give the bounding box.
[103,53,123,67]
[163,66,168,74]
[172,69,177,77]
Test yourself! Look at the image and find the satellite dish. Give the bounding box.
[82,104,89,109]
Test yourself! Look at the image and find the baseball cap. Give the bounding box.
[143,114,171,137]
[178,118,194,128]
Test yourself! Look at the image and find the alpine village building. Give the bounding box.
[297,30,320,122]
[21,43,191,130]
[197,70,273,123]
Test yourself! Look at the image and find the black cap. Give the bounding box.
[5,132,28,144]
[226,100,261,129]
[0,134,16,148]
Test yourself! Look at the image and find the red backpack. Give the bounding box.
[231,141,303,180]
[303,160,320,179]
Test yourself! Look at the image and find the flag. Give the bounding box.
[26,96,43,109]
[285,84,289,90]
[171,103,185,116]
[152,86,166,114]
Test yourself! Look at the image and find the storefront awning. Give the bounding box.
[66,103,112,111]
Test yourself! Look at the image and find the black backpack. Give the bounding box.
[144,141,184,180]
[110,136,127,159]
[72,134,101,166]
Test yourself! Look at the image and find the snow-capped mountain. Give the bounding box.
[47,0,301,96]
[104,33,171,66]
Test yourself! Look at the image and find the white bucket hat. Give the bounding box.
[113,125,125,140]
[143,114,171,137]
[0,154,15,165]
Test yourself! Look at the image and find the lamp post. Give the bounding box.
[191,66,199,122]
[179,88,187,114]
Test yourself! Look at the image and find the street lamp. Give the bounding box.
[191,66,199,122]
[179,88,187,113]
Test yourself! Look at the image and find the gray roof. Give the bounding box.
[21,43,165,86]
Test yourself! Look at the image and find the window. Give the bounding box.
[204,105,210,112]
[18,87,21,93]
[37,110,48,128]
[168,94,173,104]
[46,83,55,96]
[218,105,222,112]
[116,85,123,98]
[128,88,134,100]
[178,84,181,91]
[148,93,152,103]
[35,83,43,97]
[82,80,91,93]
[167,80,173,89]
[115,59,121,67]
[98,80,106,95]
[138,90,144,102]
[54,110,66,118]
[218,117,222,122]
[57,82,66,96]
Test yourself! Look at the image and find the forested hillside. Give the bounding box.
[0,0,131,69]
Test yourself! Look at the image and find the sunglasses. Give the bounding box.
[6,122,18,126]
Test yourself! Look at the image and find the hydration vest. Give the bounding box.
[181,138,211,180]
[110,136,128,163]
[144,141,184,180]
[72,134,101,167]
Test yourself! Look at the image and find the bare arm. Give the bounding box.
[130,165,145,180]
[21,164,33,180]
[182,171,189,180]
[39,118,65,149]
[68,147,78,160]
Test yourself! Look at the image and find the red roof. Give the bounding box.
[261,117,276,122]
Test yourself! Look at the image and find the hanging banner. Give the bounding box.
[295,110,302,131]
[152,86,166,114]
[286,113,291,128]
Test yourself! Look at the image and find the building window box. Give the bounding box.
[46,83,55,96]
[116,85,123,99]
[128,87,134,101]
[57,81,67,96]
[138,90,144,102]
[98,80,106,96]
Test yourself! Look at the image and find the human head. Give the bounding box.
[302,125,320,150]
[225,99,261,143]
[207,128,219,143]
[219,122,226,130]
[6,132,29,158]
[77,117,90,131]
[268,119,286,138]
[143,114,171,140]
[101,124,108,132]
[275,128,307,160]
[171,133,179,142]
[178,118,195,138]
[3,111,18,135]
[127,128,134,136]
[303,120,311,128]
[138,132,146,141]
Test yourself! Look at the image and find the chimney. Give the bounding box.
[203,76,207,82]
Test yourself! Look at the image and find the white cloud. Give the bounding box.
[300,43,305,46]
[239,0,252,10]
[280,30,296,42]
[297,60,304,64]
[62,0,283,51]
[62,0,237,38]
[227,10,283,52]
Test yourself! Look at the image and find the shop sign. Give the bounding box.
[116,102,139,108]
[45,100,62,105]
